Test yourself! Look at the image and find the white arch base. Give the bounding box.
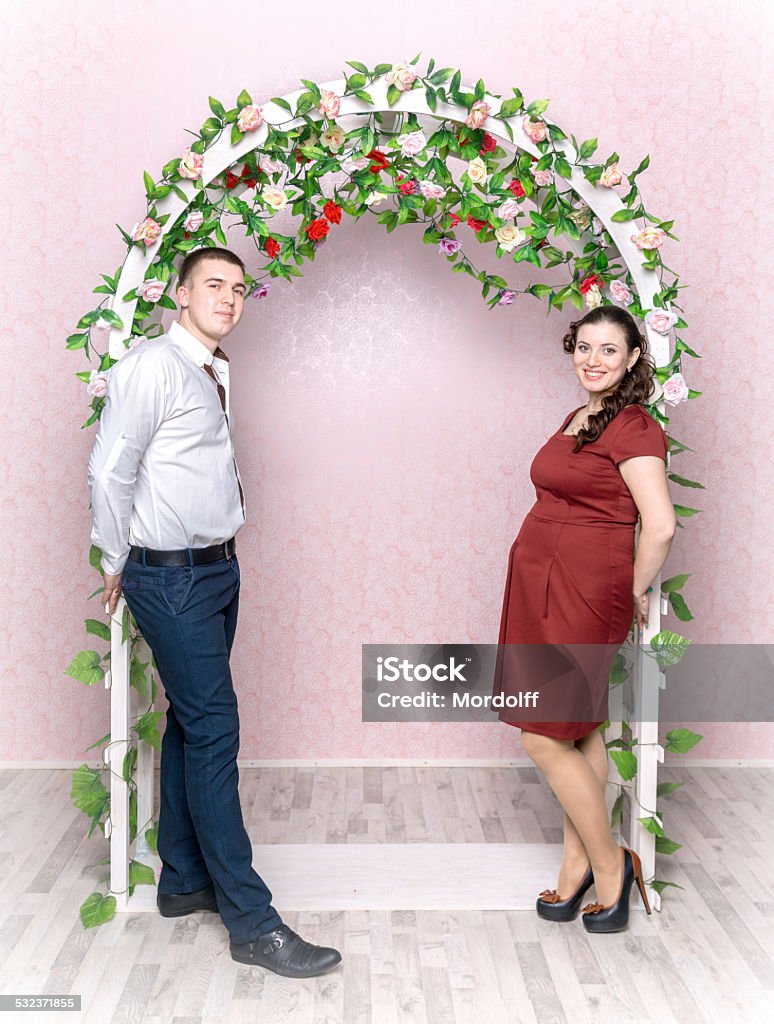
[106,74,670,915]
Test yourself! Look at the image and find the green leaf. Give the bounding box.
[664,727,703,754]
[610,208,640,222]
[610,792,624,827]
[498,97,521,118]
[655,836,683,855]
[579,137,598,160]
[526,99,549,117]
[629,154,650,181]
[610,749,638,781]
[130,656,149,703]
[99,309,124,329]
[85,618,111,642]
[387,83,401,108]
[296,91,316,115]
[89,544,104,574]
[71,765,109,819]
[145,825,158,855]
[129,859,156,887]
[84,731,111,752]
[66,650,105,686]
[271,96,293,112]
[143,170,155,196]
[667,591,693,622]
[236,88,252,107]
[657,781,684,797]
[80,892,117,929]
[66,333,88,351]
[156,295,177,310]
[673,504,701,518]
[230,123,244,146]
[660,573,691,594]
[651,879,685,893]
[135,710,164,750]
[346,60,369,75]
[554,155,573,179]
[667,473,705,489]
[637,815,665,837]
[209,96,226,119]
[649,630,690,668]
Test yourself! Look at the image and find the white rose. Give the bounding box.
[467,156,489,185]
[494,224,526,252]
[262,186,288,211]
[585,284,603,309]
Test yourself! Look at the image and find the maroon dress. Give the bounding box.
[496,403,669,740]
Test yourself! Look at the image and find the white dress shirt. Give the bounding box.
[88,320,245,575]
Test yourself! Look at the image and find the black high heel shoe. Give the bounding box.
[536,864,594,921]
[581,847,652,933]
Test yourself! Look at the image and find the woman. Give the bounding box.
[496,305,676,933]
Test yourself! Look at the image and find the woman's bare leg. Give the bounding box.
[553,729,609,895]
[521,729,622,905]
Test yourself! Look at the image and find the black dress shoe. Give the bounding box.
[157,884,219,918]
[582,847,652,933]
[230,924,342,978]
[536,864,594,921]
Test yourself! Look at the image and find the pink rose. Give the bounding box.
[385,62,417,92]
[237,105,263,133]
[183,210,204,232]
[418,180,446,200]
[631,227,666,250]
[318,90,340,118]
[131,217,161,247]
[522,116,547,143]
[497,198,521,220]
[610,280,633,304]
[397,129,427,157]
[258,153,283,174]
[127,335,147,350]
[599,162,623,187]
[178,147,203,180]
[465,100,490,130]
[645,308,678,334]
[662,372,689,406]
[87,371,108,398]
[140,279,165,303]
[533,169,552,186]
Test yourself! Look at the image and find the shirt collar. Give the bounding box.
[169,320,215,367]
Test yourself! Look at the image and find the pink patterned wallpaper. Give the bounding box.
[1,0,771,762]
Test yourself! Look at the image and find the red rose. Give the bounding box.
[508,179,526,198]
[323,200,342,224]
[448,212,460,227]
[306,218,330,242]
[366,149,389,173]
[480,132,497,154]
[579,274,601,294]
[266,237,281,259]
[295,149,310,165]
[240,164,257,188]
[225,172,239,190]
[467,215,488,233]
[398,180,417,195]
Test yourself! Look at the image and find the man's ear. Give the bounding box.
[177,284,189,308]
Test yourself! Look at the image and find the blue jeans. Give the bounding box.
[121,553,282,943]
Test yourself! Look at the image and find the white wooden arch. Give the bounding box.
[105,76,671,912]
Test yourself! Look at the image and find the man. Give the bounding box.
[88,247,341,978]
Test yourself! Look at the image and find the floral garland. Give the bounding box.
[66,55,703,927]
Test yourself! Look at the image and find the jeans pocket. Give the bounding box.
[162,567,195,614]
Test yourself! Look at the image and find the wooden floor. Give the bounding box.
[1,765,773,1023]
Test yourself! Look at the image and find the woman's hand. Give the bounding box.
[632,588,650,635]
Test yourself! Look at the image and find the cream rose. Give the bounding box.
[87,370,108,398]
[599,162,623,187]
[495,224,526,252]
[140,279,165,303]
[585,284,603,309]
[321,126,346,152]
[178,146,203,180]
[385,62,417,91]
[645,308,679,334]
[534,169,552,186]
[364,191,389,206]
[631,227,666,250]
[418,180,447,200]
[663,372,689,406]
[397,129,427,157]
[610,280,633,304]
[237,105,263,133]
[262,186,288,212]
[467,156,489,185]
[522,116,547,143]
[465,100,490,130]
[130,217,161,247]
[318,89,340,118]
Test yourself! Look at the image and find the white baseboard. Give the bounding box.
[1,756,773,769]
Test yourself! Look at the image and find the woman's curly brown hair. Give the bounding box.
[562,305,657,452]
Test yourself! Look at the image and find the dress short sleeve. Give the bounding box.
[609,408,669,465]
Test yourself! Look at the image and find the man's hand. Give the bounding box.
[102,573,123,616]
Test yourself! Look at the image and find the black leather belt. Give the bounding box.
[128,538,236,567]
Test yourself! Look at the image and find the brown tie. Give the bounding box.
[203,349,245,514]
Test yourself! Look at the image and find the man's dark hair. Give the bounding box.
[178,247,245,287]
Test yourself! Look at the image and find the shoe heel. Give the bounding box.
[628,849,652,915]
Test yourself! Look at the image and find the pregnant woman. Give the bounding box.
[496,305,676,932]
